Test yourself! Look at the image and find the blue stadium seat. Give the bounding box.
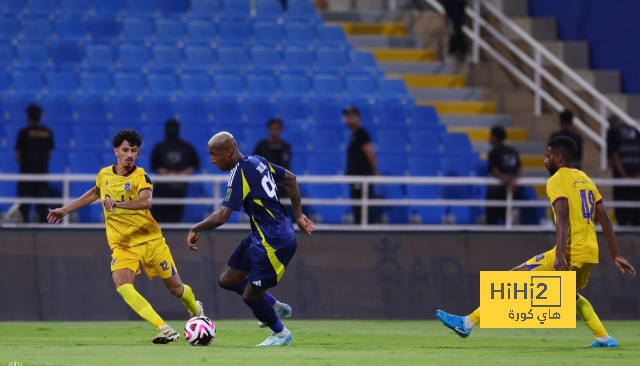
[76,97,109,123]
[283,47,315,72]
[27,0,57,15]
[316,47,348,72]
[49,150,68,173]
[181,73,213,96]
[280,74,311,98]
[2,97,31,122]
[377,155,407,177]
[213,74,245,97]
[152,45,184,70]
[288,1,320,23]
[125,0,158,16]
[157,0,188,15]
[155,18,186,42]
[1,1,26,15]
[279,98,309,120]
[185,46,215,71]
[0,17,20,40]
[190,0,221,16]
[50,42,84,68]
[311,130,342,154]
[2,123,22,149]
[311,99,343,125]
[181,125,212,151]
[409,129,441,154]
[306,155,341,175]
[378,78,409,99]
[217,47,248,71]
[289,154,307,175]
[144,97,175,123]
[0,72,9,93]
[285,23,317,45]
[376,129,408,155]
[318,25,348,47]
[140,125,165,150]
[407,155,440,176]
[94,0,125,15]
[0,150,18,172]
[218,20,252,45]
[110,98,144,123]
[73,125,108,150]
[122,17,154,41]
[50,122,74,150]
[182,184,210,222]
[87,17,121,42]
[351,51,379,74]
[222,0,250,19]
[244,98,278,125]
[176,98,212,123]
[281,130,309,152]
[407,183,445,224]
[313,75,344,99]
[146,73,179,95]
[100,151,116,167]
[345,75,377,98]
[113,72,146,96]
[68,151,103,222]
[12,71,44,94]
[0,43,15,68]
[118,43,151,69]
[255,0,284,20]
[379,101,410,126]
[443,132,473,155]
[86,44,114,69]
[16,43,49,68]
[55,17,88,41]
[41,97,76,123]
[187,20,217,42]
[21,17,53,40]
[212,98,243,124]
[411,105,439,126]
[60,0,92,16]
[80,72,113,95]
[243,127,266,153]
[439,154,474,223]
[45,71,79,95]
[219,125,243,146]
[250,47,283,72]
[254,22,284,46]
[246,74,279,97]
[307,184,349,224]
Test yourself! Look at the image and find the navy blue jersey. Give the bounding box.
[221,156,295,248]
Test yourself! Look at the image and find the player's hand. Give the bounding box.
[102,197,117,212]
[614,256,636,276]
[296,214,314,235]
[508,180,518,192]
[187,230,199,252]
[47,208,66,224]
[553,255,570,271]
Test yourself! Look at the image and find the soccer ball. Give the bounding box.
[184,316,216,346]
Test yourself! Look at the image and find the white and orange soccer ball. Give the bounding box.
[184,316,216,346]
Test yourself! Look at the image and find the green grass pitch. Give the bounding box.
[1,320,639,365]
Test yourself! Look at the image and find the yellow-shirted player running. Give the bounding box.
[436,136,636,347]
[47,129,203,344]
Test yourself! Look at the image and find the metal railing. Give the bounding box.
[419,0,640,170]
[2,173,640,231]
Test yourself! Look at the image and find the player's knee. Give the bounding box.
[218,279,232,290]
[169,283,184,297]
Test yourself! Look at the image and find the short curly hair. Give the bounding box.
[112,129,142,148]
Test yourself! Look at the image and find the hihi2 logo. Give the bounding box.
[480,271,576,328]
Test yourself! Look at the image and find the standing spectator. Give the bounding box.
[344,106,377,224]
[15,104,54,223]
[442,0,468,61]
[150,119,200,223]
[253,118,291,171]
[607,116,640,226]
[486,126,522,225]
[549,110,583,169]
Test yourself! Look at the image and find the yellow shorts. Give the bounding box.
[525,249,593,291]
[110,237,178,280]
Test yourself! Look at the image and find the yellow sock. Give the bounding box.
[576,295,607,338]
[469,307,480,325]
[179,284,199,316]
[116,284,166,330]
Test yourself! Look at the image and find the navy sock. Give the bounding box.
[264,292,276,306]
[243,297,284,334]
[219,279,278,307]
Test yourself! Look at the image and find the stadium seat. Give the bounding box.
[244,98,278,125]
[146,74,179,95]
[110,98,144,123]
[87,18,121,42]
[185,46,215,71]
[351,51,379,74]
[222,0,250,19]
[156,0,188,15]
[55,17,88,41]
[408,129,441,154]
[411,105,439,126]
[144,97,175,124]
[190,0,221,16]
[250,47,283,72]
[12,71,44,94]
[255,0,284,20]
[378,78,409,99]
[0,150,18,172]
[94,0,124,15]
[306,155,341,175]
[181,125,212,151]
[73,125,108,150]
[407,184,445,224]
[281,130,309,152]
[316,47,348,72]
[218,20,252,45]
[155,19,186,42]
[41,97,76,123]
[152,45,184,70]
[253,22,284,46]
[243,128,265,153]
[50,42,84,68]
[376,129,408,155]
[1,1,26,15]
[246,74,279,97]
[288,1,320,23]
[283,47,315,72]
[212,97,244,124]
[377,155,407,177]
[76,97,109,123]
[118,44,151,69]
[27,0,57,15]
[49,150,68,173]
[318,26,348,47]
[217,47,248,71]
[68,151,103,222]
[176,98,212,123]
[50,122,74,150]
[407,155,440,176]
[285,23,317,45]
[140,125,165,150]
[279,99,310,120]
[0,17,20,40]
[313,75,344,99]
[280,74,311,98]
[45,71,79,96]
[379,101,410,126]
[80,72,113,95]
[125,0,158,16]
[0,72,9,93]
[86,44,115,69]
[181,73,213,96]
[21,18,53,40]
[311,99,343,125]
[2,97,32,122]
[187,20,217,42]
[60,0,92,16]
[306,184,349,224]
[289,154,307,175]
[16,44,50,68]
[2,123,22,149]
[213,74,245,97]
[311,130,343,154]
[122,18,155,42]
[0,43,15,68]
[113,72,146,96]
[345,76,377,98]
[443,133,473,155]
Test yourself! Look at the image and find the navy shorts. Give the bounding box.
[227,234,297,289]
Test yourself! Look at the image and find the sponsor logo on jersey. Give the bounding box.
[124,182,131,192]
[535,254,545,262]
[224,187,233,202]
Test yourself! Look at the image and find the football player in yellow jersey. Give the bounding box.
[47,129,203,344]
[436,136,635,347]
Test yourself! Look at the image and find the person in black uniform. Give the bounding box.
[486,126,522,225]
[15,104,54,223]
[150,119,200,222]
[549,110,583,169]
[253,118,291,171]
[344,106,378,225]
[607,116,640,226]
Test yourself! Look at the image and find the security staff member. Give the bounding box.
[607,116,640,226]
[486,126,522,225]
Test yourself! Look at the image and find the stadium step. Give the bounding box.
[348,35,421,49]
[340,22,407,36]
[480,153,542,169]
[439,114,513,128]
[409,87,483,101]
[448,127,528,142]
[472,141,543,155]
[370,48,436,62]
[387,74,465,88]
[379,62,452,75]
[417,101,497,114]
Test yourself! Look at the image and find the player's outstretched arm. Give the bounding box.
[552,199,571,271]
[187,206,234,252]
[281,170,314,235]
[595,202,636,276]
[47,186,100,223]
[103,189,152,211]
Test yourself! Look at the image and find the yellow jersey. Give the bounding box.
[95,165,163,249]
[546,167,601,263]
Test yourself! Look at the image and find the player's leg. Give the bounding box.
[34,181,49,223]
[17,181,32,222]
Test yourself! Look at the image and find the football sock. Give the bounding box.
[116,284,166,330]
[464,316,476,330]
[178,284,199,316]
[576,295,607,338]
[243,297,284,334]
[597,335,611,343]
[219,279,282,311]
[468,307,480,327]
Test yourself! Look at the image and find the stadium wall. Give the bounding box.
[1,229,639,321]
